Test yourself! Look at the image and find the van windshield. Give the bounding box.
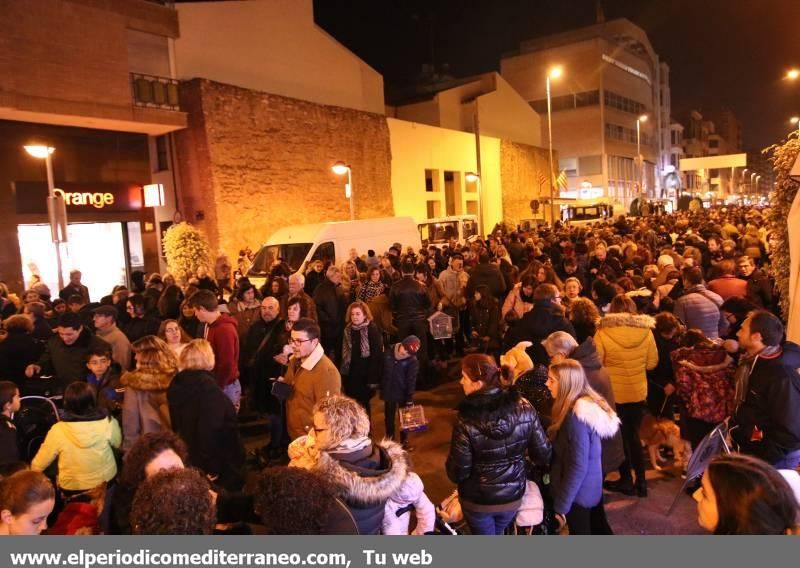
[248,243,313,276]
[418,221,459,244]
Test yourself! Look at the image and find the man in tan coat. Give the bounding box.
[282,318,341,440]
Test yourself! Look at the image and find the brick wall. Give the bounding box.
[175,79,394,258]
[500,140,554,229]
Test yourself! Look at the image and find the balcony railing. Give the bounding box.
[131,73,180,111]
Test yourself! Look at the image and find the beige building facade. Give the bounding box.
[501,19,671,208]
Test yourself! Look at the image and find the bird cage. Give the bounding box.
[399,403,428,433]
[428,311,453,340]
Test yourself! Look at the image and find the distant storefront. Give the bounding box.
[0,120,161,298]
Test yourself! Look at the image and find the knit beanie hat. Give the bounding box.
[401,335,421,354]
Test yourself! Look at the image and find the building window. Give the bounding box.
[426,200,441,219]
[425,169,439,192]
[530,90,600,114]
[605,123,650,145]
[155,135,169,172]
[603,91,647,116]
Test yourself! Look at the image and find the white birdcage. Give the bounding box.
[428,311,453,340]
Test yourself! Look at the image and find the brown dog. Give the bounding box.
[640,415,692,471]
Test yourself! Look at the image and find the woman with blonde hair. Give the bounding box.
[288,395,408,535]
[340,260,363,304]
[545,359,619,534]
[121,336,177,452]
[340,301,383,419]
[167,339,244,490]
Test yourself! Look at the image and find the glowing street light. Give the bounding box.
[24,144,66,289]
[791,116,800,135]
[546,66,563,225]
[465,172,483,233]
[787,69,800,80]
[331,161,354,220]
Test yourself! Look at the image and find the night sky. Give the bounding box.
[181,0,800,150]
[312,0,800,150]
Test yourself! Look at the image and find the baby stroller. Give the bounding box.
[14,394,61,462]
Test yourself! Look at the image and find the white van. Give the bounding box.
[417,215,479,248]
[246,217,421,288]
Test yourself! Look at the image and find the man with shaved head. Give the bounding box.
[241,296,288,457]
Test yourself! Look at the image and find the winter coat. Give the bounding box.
[240,318,286,385]
[673,285,725,340]
[468,299,501,348]
[501,284,534,321]
[503,301,576,366]
[382,472,436,535]
[514,365,553,427]
[284,344,342,440]
[341,322,384,401]
[0,329,42,386]
[731,342,800,464]
[671,345,735,424]
[167,369,245,490]
[35,329,112,392]
[59,283,90,304]
[121,315,160,344]
[708,275,748,301]
[313,279,347,345]
[744,269,774,310]
[292,438,408,535]
[437,268,469,310]
[551,398,620,515]
[446,388,552,507]
[367,294,398,338]
[204,313,240,388]
[95,324,132,371]
[571,337,625,474]
[594,313,658,404]
[466,262,507,301]
[231,305,261,342]
[381,345,418,403]
[32,411,122,490]
[0,414,20,467]
[120,368,174,452]
[86,366,124,418]
[389,277,431,325]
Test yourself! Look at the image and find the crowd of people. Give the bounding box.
[0,205,799,536]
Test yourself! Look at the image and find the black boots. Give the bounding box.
[603,478,636,496]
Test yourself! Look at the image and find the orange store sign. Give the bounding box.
[53,188,115,209]
[13,181,142,214]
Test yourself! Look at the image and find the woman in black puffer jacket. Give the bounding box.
[446,354,552,535]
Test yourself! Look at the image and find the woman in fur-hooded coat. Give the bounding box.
[288,395,408,535]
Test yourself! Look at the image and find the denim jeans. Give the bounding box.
[223,379,242,413]
[462,508,517,535]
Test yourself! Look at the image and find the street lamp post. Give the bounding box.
[24,144,66,290]
[750,172,757,196]
[465,172,483,235]
[791,116,800,136]
[741,168,748,195]
[636,115,648,199]
[546,66,562,226]
[331,161,354,221]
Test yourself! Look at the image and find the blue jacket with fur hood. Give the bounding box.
[550,397,620,515]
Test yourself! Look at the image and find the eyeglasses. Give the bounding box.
[290,337,313,345]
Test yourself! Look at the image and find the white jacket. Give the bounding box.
[382,472,436,535]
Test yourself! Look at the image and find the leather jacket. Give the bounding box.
[389,276,431,325]
[446,388,551,506]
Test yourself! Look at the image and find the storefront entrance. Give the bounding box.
[18,222,144,302]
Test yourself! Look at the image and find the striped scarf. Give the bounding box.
[341,321,371,375]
